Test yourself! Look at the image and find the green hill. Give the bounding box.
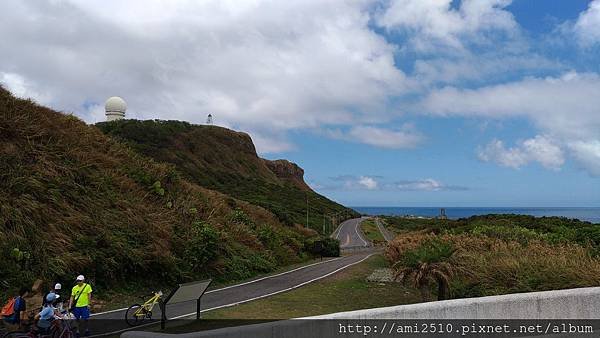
[95,119,356,230]
[0,87,344,295]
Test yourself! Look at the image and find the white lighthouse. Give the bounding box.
[105,96,127,121]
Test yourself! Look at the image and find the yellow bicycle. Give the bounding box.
[125,291,163,326]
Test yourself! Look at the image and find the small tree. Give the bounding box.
[393,238,455,301]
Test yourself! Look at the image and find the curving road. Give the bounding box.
[331,217,371,248]
[86,230,376,336]
[85,218,382,336]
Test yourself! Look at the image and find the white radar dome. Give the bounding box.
[105,96,127,121]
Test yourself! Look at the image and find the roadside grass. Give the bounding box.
[360,219,386,245]
[386,231,600,300]
[160,254,421,334]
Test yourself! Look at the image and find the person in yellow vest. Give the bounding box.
[69,275,92,337]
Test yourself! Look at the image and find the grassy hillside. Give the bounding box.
[95,119,356,232]
[0,87,326,297]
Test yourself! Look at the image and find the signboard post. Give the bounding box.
[159,279,212,329]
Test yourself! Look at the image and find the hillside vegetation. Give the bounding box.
[96,119,356,230]
[383,215,600,301]
[0,87,340,297]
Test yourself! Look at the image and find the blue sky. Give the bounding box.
[1,0,599,207]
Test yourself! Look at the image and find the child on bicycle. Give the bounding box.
[35,292,59,335]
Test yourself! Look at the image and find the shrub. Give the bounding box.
[321,238,340,257]
[392,238,456,300]
[470,224,542,244]
[400,238,455,268]
[229,208,255,228]
[184,221,220,273]
[303,237,340,257]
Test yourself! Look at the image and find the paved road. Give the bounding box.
[374,218,395,242]
[88,246,375,336]
[331,217,370,248]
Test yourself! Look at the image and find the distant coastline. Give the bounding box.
[352,207,600,224]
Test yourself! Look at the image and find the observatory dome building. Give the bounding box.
[105,96,127,121]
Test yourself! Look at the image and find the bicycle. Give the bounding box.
[49,313,75,338]
[125,291,163,326]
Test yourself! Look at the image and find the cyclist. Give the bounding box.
[35,292,59,335]
[69,275,92,337]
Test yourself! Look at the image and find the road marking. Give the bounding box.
[91,257,344,317]
[342,233,350,246]
[89,253,375,337]
[354,219,368,246]
[333,220,346,239]
[203,257,342,294]
[173,253,375,319]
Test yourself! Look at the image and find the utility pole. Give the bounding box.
[306,193,309,229]
[323,213,326,235]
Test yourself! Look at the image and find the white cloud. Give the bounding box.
[424,72,600,139]
[396,178,444,191]
[521,136,565,169]
[358,176,379,190]
[377,0,517,52]
[0,0,407,153]
[394,178,468,191]
[477,136,564,170]
[324,175,466,191]
[0,72,50,104]
[574,0,600,47]
[568,140,600,176]
[423,72,600,175]
[413,54,560,86]
[249,132,295,154]
[326,175,381,191]
[477,139,527,169]
[329,125,423,149]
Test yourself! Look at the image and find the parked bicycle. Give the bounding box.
[125,291,163,326]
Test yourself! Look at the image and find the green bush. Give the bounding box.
[304,237,340,257]
[229,208,255,228]
[471,224,542,244]
[257,225,283,250]
[321,238,340,257]
[401,238,455,268]
[185,221,220,273]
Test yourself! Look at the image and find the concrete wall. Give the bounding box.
[306,287,600,320]
[122,287,600,338]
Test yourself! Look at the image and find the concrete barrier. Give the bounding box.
[306,287,600,320]
[122,287,600,337]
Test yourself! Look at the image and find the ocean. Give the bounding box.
[352,207,600,224]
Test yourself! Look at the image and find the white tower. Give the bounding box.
[105,96,127,121]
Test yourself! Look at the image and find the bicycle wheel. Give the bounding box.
[50,325,73,338]
[125,304,146,326]
[53,329,74,338]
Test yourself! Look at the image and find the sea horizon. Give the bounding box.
[352,206,600,224]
